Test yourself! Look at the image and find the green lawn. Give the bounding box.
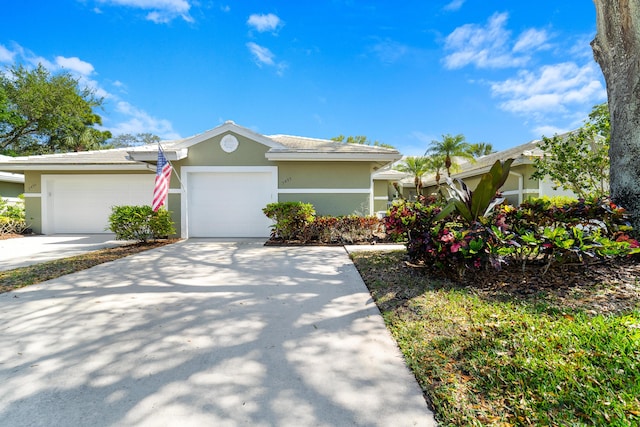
[351,250,640,427]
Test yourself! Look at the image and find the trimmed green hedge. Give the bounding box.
[108,205,175,242]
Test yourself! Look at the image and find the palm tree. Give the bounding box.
[427,133,475,177]
[394,156,431,196]
[468,142,495,158]
[426,154,446,188]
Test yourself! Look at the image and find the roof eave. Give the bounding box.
[0,163,152,172]
[265,152,402,162]
[127,148,189,161]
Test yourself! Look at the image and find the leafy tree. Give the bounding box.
[331,134,395,149]
[394,156,431,196]
[591,0,640,231]
[531,103,610,199]
[427,133,475,177]
[0,64,107,154]
[468,142,495,157]
[108,132,161,148]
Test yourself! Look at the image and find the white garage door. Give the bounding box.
[43,174,154,234]
[187,169,275,237]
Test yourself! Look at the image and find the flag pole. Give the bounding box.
[157,142,185,190]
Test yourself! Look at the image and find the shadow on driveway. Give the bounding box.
[0,239,436,426]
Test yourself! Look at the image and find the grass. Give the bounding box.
[0,240,176,294]
[351,250,640,427]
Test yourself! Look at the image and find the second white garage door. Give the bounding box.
[185,167,276,238]
[42,174,155,234]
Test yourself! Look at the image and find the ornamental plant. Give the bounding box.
[263,201,316,240]
[400,195,639,278]
[108,205,175,242]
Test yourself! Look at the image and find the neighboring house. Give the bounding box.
[0,155,25,204]
[0,121,400,237]
[418,138,577,205]
[372,166,409,213]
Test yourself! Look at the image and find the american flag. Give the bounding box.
[152,147,172,212]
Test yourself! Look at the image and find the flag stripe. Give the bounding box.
[152,148,172,212]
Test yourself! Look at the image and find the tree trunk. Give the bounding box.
[591,0,640,232]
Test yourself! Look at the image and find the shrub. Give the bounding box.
[0,196,27,235]
[301,215,384,244]
[263,202,315,240]
[263,202,384,244]
[384,195,442,241]
[108,205,175,242]
[402,196,639,278]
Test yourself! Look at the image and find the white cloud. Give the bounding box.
[246,42,275,66]
[0,44,16,63]
[111,101,180,139]
[3,42,179,140]
[443,12,546,69]
[513,28,550,53]
[55,56,95,76]
[443,0,465,12]
[94,0,193,23]
[534,124,570,137]
[247,13,283,33]
[491,61,606,133]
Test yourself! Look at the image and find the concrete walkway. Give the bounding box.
[0,239,436,426]
[0,234,133,271]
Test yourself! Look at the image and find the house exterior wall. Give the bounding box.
[12,130,390,235]
[373,180,391,213]
[0,181,24,198]
[276,161,373,215]
[22,170,153,234]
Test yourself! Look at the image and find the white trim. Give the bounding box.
[180,166,278,239]
[22,193,41,198]
[277,188,370,194]
[168,188,182,194]
[374,196,389,200]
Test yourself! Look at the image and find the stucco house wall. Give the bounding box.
[0,122,400,237]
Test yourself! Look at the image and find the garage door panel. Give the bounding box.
[188,171,274,238]
[45,175,154,234]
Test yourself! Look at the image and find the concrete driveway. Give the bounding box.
[0,239,436,426]
[0,234,132,271]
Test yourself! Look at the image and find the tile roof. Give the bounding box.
[267,134,399,154]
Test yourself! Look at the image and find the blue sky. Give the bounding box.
[1,1,605,155]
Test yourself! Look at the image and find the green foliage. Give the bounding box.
[395,195,639,277]
[0,196,27,234]
[263,201,316,240]
[300,215,384,244]
[108,205,175,242]
[263,202,384,244]
[427,133,475,177]
[331,134,395,149]
[438,159,514,224]
[467,142,495,157]
[532,103,610,198]
[0,63,108,154]
[394,156,432,196]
